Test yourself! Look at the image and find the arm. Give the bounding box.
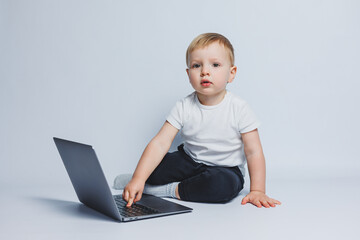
[241,129,281,208]
[122,121,179,207]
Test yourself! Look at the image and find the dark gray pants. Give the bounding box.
[146,144,244,203]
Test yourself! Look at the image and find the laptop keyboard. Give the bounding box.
[114,196,160,218]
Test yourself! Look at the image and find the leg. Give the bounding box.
[146,145,205,185]
[175,185,180,199]
[178,166,244,203]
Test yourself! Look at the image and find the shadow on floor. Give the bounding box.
[28,196,116,222]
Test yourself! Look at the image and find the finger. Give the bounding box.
[134,191,143,203]
[254,200,262,208]
[127,198,134,207]
[241,196,249,205]
[126,192,136,207]
[123,190,129,202]
[268,198,278,207]
[127,197,134,208]
[260,199,270,208]
[274,199,282,205]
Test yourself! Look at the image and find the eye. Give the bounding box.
[213,63,220,67]
[192,63,200,68]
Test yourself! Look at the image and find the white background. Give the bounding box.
[2,0,359,186]
[1,0,360,239]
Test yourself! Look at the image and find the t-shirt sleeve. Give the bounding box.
[238,103,261,133]
[166,100,184,130]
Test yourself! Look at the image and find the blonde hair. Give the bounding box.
[186,33,235,67]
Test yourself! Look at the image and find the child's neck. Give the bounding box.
[196,90,227,106]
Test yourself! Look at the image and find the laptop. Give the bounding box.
[53,137,192,222]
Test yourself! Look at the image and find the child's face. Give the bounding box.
[186,42,236,100]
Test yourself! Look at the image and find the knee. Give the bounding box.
[203,169,243,202]
[147,168,166,185]
[145,152,169,184]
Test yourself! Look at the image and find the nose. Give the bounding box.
[200,65,210,77]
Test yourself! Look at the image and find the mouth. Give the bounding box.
[201,79,212,87]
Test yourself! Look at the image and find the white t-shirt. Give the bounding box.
[166,91,260,175]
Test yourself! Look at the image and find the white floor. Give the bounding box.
[1,176,359,240]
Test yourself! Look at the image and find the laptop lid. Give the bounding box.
[54,137,121,220]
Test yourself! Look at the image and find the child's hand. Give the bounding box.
[122,178,145,207]
[241,191,281,208]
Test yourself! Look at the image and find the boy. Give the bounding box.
[114,33,281,208]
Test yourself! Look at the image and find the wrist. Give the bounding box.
[131,174,147,184]
[250,182,265,193]
[250,189,265,194]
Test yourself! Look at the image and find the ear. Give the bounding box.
[227,66,237,83]
[186,68,190,78]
